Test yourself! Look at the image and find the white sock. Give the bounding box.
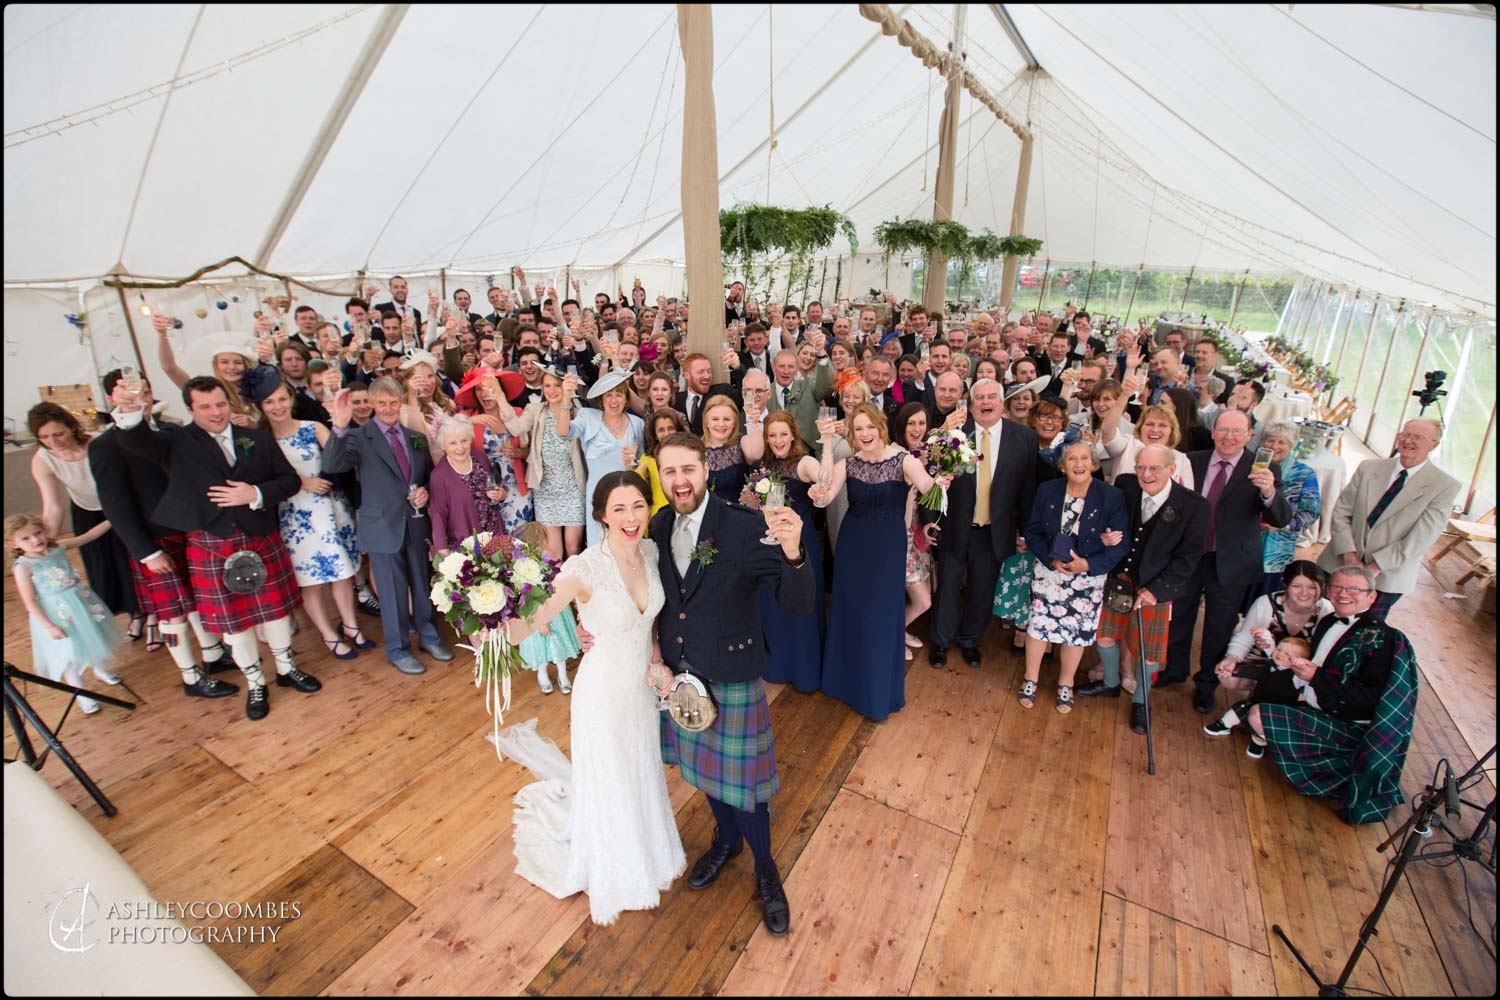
[187,612,224,662]
[225,629,267,687]
[261,616,296,676]
[157,620,200,683]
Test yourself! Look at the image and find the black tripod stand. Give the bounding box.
[3,661,133,816]
[1272,745,1497,996]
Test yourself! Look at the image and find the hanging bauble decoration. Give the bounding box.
[231,295,240,303]
[216,300,228,310]
[195,308,208,318]
[173,318,184,329]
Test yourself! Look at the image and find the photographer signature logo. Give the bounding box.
[49,883,100,953]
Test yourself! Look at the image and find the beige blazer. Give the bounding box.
[1317,455,1461,594]
[503,401,586,493]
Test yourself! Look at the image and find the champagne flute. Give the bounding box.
[760,480,787,546]
[407,483,426,519]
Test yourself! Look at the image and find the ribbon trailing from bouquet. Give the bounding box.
[460,627,516,760]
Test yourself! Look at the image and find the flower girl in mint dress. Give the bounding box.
[8,513,124,713]
[516,523,582,695]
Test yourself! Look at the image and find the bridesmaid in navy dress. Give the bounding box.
[753,411,825,693]
[701,394,764,504]
[813,403,947,721]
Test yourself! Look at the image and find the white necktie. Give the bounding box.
[1142,494,1159,522]
[673,516,695,578]
[214,429,235,465]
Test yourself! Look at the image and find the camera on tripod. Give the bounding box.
[1413,370,1448,410]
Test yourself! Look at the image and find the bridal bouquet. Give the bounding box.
[918,427,978,513]
[431,532,558,733]
[737,468,785,509]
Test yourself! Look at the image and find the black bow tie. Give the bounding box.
[1330,615,1353,625]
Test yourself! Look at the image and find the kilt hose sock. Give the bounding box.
[261,615,296,676]
[187,611,225,663]
[1097,642,1151,706]
[706,796,775,878]
[156,619,202,684]
[224,630,268,688]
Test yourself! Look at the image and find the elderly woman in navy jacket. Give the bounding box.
[1019,440,1129,713]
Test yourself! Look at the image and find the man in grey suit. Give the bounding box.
[1317,418,1461,619]
[322,377,454,674]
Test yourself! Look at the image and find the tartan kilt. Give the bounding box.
[185,528,300,634]
[1096,599,1172,664]
[128,532,196,620]
[660,678,778,813]
[1260,704,1365,807]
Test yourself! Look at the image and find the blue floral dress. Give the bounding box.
[480,426,533,535]
[1026,495,1107,647]
[274,421,359,585]
[19,547,123,680]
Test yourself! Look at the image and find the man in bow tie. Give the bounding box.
[1317,419,1460,620]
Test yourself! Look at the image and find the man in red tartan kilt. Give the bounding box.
[89,370,237,699]
[113,374,321,720]
[1079,444,1207,734]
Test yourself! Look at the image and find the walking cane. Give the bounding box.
[1135,604,1156,776]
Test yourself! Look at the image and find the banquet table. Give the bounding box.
[1256,388,1314,425]
[1298,449,1347,546]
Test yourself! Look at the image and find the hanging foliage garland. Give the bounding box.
[720,204,858,305]
[875,219,1043,300]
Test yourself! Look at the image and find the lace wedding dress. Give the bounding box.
[490,539,686,925]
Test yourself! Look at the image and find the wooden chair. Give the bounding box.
[1321,396,1356,425]
[1431,508,1496,573]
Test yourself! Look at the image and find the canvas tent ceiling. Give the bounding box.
[4,3,1494,319]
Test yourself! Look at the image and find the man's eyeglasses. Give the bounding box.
[1328,584,1371,594]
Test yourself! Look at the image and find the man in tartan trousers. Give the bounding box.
[1241,565,1419,824]
[114,375,322,721]
[648,432,814,937]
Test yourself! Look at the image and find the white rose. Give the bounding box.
[510,557,544,588]
[468,580,507,615]
[438,550,468,582]
[430,580,454,614]
[755,479,772,495]
[476,531,494,546]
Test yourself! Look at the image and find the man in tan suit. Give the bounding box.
[1318,419,1461,619]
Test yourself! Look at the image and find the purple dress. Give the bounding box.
[430,452,500,550]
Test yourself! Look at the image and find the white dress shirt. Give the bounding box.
[1388,458,1426,491]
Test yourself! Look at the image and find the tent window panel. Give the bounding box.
[1440,323,1497,516]
[1352,300,1399,432]
[1369,311,1433,455]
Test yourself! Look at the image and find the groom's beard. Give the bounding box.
[670,481,708,516]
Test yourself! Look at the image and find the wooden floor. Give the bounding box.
[4,537,1495,996]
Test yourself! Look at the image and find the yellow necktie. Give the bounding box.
[975,428,991,526]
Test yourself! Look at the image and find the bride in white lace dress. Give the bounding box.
[497,472,686,925]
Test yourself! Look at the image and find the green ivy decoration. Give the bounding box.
[720,204,858,304]
[875,220,1043,299]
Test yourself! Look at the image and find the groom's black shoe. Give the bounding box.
[687,833,743,890]
[757,864,791,936]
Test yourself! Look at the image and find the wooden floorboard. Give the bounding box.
[1094,892,1278,996]
[718,788,960,996]
[4,535,1495,996]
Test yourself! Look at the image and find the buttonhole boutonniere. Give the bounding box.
[690,538,717,569]
[408,432,427,453]
[1161,506,1179,524]
[236,436,255,455]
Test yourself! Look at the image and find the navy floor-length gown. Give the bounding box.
[760,471,824,692]
[822,453,908,720]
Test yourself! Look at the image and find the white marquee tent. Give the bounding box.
[4,3,1495,432]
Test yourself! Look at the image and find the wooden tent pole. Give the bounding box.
[923,3,966,314]
[998,127,1034,315]
[677,4,727,378]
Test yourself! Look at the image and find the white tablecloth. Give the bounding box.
[1299,450,1347,545]
[1257,391,1314,425]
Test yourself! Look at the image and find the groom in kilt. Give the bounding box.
[651,432,814,936]
[114,375,322,720]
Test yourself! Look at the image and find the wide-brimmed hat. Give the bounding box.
[184,332,257,378]
[587,364,635,399]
